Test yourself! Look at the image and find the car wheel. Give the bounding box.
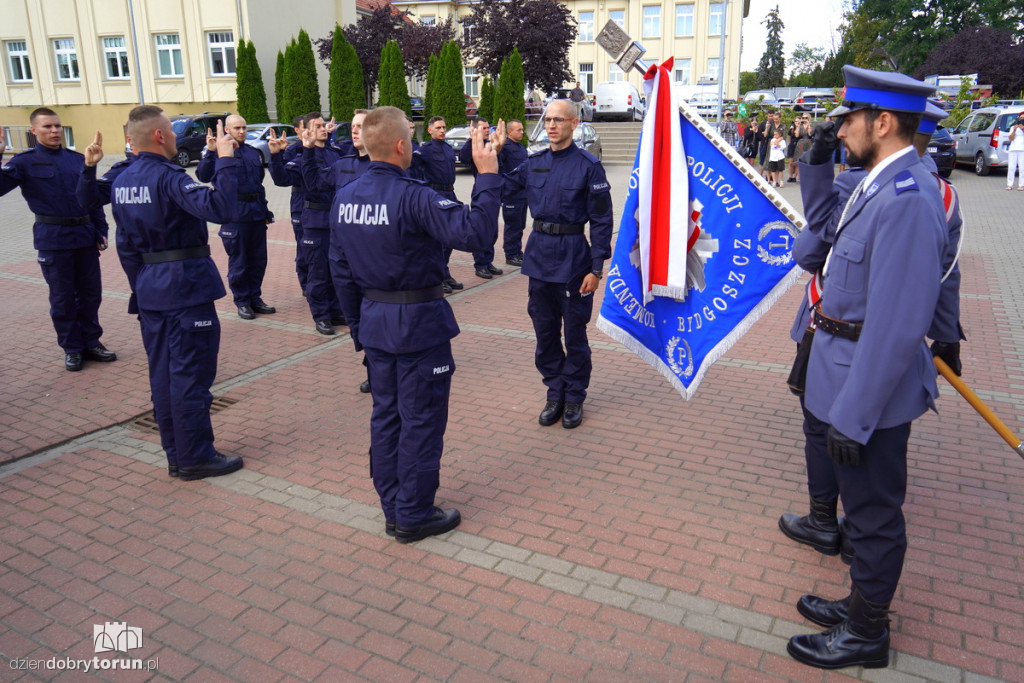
[175,149,191,168]
[626,107,634,122]
[939,168,952,178]
[975,152,990,176]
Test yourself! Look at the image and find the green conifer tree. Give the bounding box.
[328,25,346,120]
[423,53,438,122]
[236,40,270,122]
[285,30,321,120]
[339,37,366,122]
[274,48,286,121]
[441,41,467,127]
[478,77,494,123]
[495,48,527,141]
[378,40,412,117]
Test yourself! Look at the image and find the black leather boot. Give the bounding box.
[787,587,891,669]
[839,516,855,565]
[778,497,840,555]
[797,592,850,627]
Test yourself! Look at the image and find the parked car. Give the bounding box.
[527,122,602,160]
[742,90,779,105]
[444,125,471,165]
[551,88,594,122]
[594,81,645,122]
[927,125,955,178]
[793,89,835,114]
[464,95,478,117]
[410,96,424,120]
[167,112,231,167]
[950,105,1024,175]
[245,123,298,165]
[525,92,544,120]
[688,92,722,118]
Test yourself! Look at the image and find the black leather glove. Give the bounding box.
[931,341,962,376]
[826,425,861,467]
[803,120,839,165]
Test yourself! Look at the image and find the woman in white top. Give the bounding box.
[1007,113,1024,190]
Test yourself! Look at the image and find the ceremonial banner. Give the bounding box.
[597,89,804,400]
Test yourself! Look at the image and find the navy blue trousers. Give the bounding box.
[364,342,454,527]
[300,227,341,321]
[502,197,527,259]
[37,247,103,353]
[219,221,268,307]
[527,275,594,404]
[804,407,911,603]
[139,303,220,470]
[291,217,308,292]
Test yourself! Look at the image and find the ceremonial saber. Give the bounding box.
[934,357,1024,459]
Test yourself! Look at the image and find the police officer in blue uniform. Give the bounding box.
[269,112,347,336]
[196,114,276,321]
[504,99,613,429]
[410,116,464,293]
[783,66,946,670]
[0,108,117,371]
[104,105,244,480]
[330,106,502,543]
[499,119,529,267]
[267,115,309,295]
[459,117,505,280]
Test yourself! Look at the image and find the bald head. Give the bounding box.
[545,99,575,120]
[363,106,412,168]
[225,114,247,144]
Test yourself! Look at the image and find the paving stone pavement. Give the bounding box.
[0,154,1022,681]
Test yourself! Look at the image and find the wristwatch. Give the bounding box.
[592,270,603,279]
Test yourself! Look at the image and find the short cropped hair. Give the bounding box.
[362,106,408,159]
[863,108,921,144]
[30,107,58,123]
[293,114,305,128]
[353,109,370,118]
[125,105,165,139]
[306,111,323,121]
[428,116,445,127]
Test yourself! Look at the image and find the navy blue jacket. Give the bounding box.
[504,144,614,282]
[410,139,457,193]
[1,144,108,249]
[330,162,501,354]
[111,152,239,312]
[268,141,305,218]
[499,141,529,199]
[195,143,271,223]
[271,144,343,230]
[76,157,134,210]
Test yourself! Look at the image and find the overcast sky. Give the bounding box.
[739,0,846,73]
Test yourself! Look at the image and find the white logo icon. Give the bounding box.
[93,622,143,653]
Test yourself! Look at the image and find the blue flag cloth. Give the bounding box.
[597,110,803,400]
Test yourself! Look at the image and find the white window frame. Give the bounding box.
[464,65,478,97]
[675,59,691,86]
[579,63,593,93]
[709,2,725,36]
[462,23,476,45]
[53,38,79,81]
[608,62,624,82]
[579,11,595,42]
[102,36,130,80]
[155,33,183,77]
[609,10,625,30]
[642,6,661,39]
[207,31,235,76]
[675,4,694,37]
[6,40,31,82]
[421,16,435,25]
[707,58,721,82]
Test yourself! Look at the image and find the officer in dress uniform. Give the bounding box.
[409,116,464,293]
[782,66,947,671]
[504,99,613,429]
[781,100,964,565]
[104,105,244,480]
[269,112,347,336]
[459,117,505,280]
[0,108,117,371]
[267,115,309,295]
[329,106,502,543]
[499,119,529,267]
[196,114,276,321]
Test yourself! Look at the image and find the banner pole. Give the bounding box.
[934,357,1024,460]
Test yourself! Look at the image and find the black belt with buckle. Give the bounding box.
[429,183,455,192]
[812,308,862,341]
[237,192,259,202]
[533,221,584,235]
[34,214,89,226]
[141,245,211,264]
[304,200,331,211]
[363,285,445,304]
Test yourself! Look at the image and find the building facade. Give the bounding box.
[0,0,356,150]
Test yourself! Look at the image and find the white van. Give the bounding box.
[594,81,645,122]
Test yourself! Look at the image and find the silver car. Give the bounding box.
[950,105,1024,176]
[527,122,602,160]
[245,123,298,166]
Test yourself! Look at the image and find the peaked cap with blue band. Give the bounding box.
[916,100,948,135]
[828,65,935,118]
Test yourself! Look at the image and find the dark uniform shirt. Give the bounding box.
[271,144,343,229]
[498,141,529,198]
[268,140,306,217]
[411,139,458,194]
[195,143,271,223]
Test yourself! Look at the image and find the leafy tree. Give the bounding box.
[739,71,758,95]
[914,27,1024,97]
[278,40,296,124]
[494,49,526,133]
[756,6,785,90]
[378,40,412,116]
[236,40,270,123]
[436,40,467,127]
[461,0,577,93]
[274,49,286,121]
[478,77,495,123]
[399,17,457,82]
[284,30,321,121]
[788,43,826,79]
[316,5,405,106]
[328,24,346,120]
[423,53,439,121]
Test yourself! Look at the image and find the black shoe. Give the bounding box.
[562,402,583,429]
[505,255,524,267]
[385,519,396,537]
[168,464,179,478]
[778,498,840,555]
[359,379,371,393]
[315,320,336,335]
[330,315,347,326]
[178,453,244,481]
[797,593,850,627]
[486,264,503,275]
[237,305,256,320]
[442,281,453,294]
[445,277,464,290]
[787,589,890,669]
[394,507,461,543]
[83,343,117,362]
[65,352,83,371]
[839,517,854,565]
[788,177,797,183]
[252,301,276,314]
[474,268,493,280]
[538,400,564,426]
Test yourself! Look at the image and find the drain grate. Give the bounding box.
[130,396,239,433]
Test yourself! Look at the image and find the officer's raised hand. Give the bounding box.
[469,123,499,175]
[803,119,839,165]
[267,128,289,155]
[489,119,507,154]
[326,117,336,134]
[826,424,861,466]
[205,127,217,152]
[301,124,317,149]
[214,120,238,157]
[84,130,103,167]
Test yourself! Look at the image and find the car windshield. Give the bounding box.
[531,126,584,144]
[244,129,264,140]
[446,126,470,138]
[171,120,190,135]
